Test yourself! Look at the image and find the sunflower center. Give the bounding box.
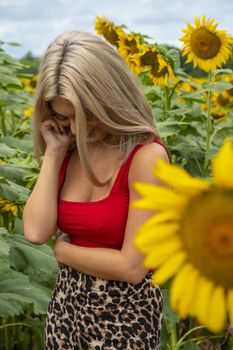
[217,94,230,107]
[140,50,168,77]
[152,66,168,77]
[125,38,139,55]
[140,50,159,68]
[180,188,233,289]
[226,81,233,97]
[106,29,119,46]
[190,28,221,59]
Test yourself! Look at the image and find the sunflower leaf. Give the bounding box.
[7,233,58,285]
[0,228,11,273]
[202,81,233,93]
[0,270,51,317]
[212,68,233,78]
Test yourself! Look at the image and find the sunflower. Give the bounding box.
[94,16,125,48]
[23,106,34,118]
[0,198,22,216]
[118,32,142,57]
[180,16,233,72]
[115,32,143,73]
[21,75,38,94]
[210,91,230,120]
[132,138,233,332]
[0,196,23,216]
[133,45,175,86]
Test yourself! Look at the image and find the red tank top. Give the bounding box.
[57,139,169,249]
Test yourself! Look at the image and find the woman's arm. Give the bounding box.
[23,150,65,244]
[54,142,170,284]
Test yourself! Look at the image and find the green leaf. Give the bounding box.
[0,164,34,184]
[0,143,20,157]
[0,73,23,89]
[0,136,33,153]
[178,90,205,103]
[0,52,24,69]
[157,119,190,138]
[168,48,180,71]
[7,234,58,285]
[212,68,233,78]
[0,270,51,317]
[0,292,32,317]
[162,288,180,324]
[182,342,200,350]
[0,176,30,201]
[0,228,11,273]
[14,218,25,236]
[5,42,21,47]
[202,81,233,93]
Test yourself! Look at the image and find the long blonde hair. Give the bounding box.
[33,30,160,186]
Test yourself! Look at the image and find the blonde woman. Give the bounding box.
[23,31,170,350]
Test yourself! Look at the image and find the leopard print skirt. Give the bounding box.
[44,265,163,350]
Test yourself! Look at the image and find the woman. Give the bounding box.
[23,30,170,350]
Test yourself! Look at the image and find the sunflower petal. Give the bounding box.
[135,222,179,248]
[143,237,183,267]
[227,289,233,328]
[212,138,233,189]
[207,286,226,332]
[153,159,209,195]
[170,263,194,311]
[192,276,214,326]
[132,182,187,210]
[178,266,199,318]
[152,251,186,285]
[138,211,180,231]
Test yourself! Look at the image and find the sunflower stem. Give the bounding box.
[0,322,33,330]
[176,325,205,347]
[203,71,213,177]
[167,319,178,349]
[164,87,171,120]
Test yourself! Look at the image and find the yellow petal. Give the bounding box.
[135,222,179,248]
[178,266,199,318]
[227,289,233,328]
[192,276,214,326]
[132,182,187,210]
[170,263,194,312]
[3,204,11,211]
[143,237,183,267]
[207,286,226,332]
[152,251,186,285]
[212,138,233,189]
[11,205,18,216]
[138,211,180,231]
[153,159,210,195]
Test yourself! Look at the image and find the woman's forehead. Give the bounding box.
[50,96,75,116]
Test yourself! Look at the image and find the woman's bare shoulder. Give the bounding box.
[128,141,169,184]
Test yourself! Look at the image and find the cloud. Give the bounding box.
[0,0,232,58]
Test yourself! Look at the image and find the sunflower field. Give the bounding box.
[0,15,233,349]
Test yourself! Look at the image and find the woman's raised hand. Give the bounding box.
[40,119,74,154]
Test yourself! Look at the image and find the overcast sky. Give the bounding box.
[1,0,232,58]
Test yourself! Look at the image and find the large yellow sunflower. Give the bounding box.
[94,16,125,48]
[180,16,233,72]
[0,196,23,216]
[117,32,143,73]
[133,45,175,86]
[132,138,233,332]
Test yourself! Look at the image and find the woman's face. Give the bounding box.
[49,96,76,135]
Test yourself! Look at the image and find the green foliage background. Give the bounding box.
[0,37,233,349]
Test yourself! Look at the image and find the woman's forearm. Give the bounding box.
[55,241,145,284]
[23,150,65,244]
